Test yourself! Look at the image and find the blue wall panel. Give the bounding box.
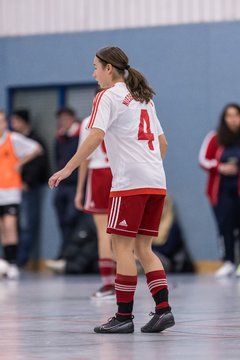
[1,22,240,260]
[0,40,7,107]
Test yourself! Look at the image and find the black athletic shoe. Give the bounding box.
[94,316,134,334]
[141,311,175,333]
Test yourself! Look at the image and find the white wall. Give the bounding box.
[1,0,240,37]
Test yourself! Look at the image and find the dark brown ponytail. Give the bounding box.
[96,46,155,103]
[125,67,155,103]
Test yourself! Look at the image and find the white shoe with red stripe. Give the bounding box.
[91,285,116,299]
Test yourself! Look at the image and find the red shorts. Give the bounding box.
[84,168,112,214]
[107,194,165,238]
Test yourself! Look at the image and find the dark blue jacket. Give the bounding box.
[55,122,81,186]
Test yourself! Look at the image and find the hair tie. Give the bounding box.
[125,65,130,70]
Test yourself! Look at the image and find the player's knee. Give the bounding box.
[135,243,150,261]
[113,238,134,257]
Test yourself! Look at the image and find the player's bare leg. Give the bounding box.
[94,234,136,333]
[0,214,20,279]
[91,214,116,299]
[135,235,175,332]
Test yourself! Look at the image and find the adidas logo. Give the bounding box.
[119,219,128,227]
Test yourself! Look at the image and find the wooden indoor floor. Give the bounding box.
[0,273,239,360]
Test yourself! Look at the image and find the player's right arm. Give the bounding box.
[199,131,219,171]
[11,132,43,169]
[48,128,104,189]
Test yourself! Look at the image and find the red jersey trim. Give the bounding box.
[109,188,166,197]
[88,89,108,129]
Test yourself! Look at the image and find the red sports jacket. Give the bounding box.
[199,131,224,206]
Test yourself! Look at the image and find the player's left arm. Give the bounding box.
[150,103,167,160]
[158,134,168,160]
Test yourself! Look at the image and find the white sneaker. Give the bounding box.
[6,264,20,280]
[45,259,66,273]
[0,259,10,277]
[215,261,235,278]
[236,264,240,277]
[91,285,116,300]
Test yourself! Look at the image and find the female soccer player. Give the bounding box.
[49,46,175,334]
[75,115,115,299]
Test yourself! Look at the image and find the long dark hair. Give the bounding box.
[217,103,240,147]
[96,46,155,103]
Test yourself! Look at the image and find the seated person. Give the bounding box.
[152,194,195,273]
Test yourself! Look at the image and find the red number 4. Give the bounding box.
[138,109,154,150]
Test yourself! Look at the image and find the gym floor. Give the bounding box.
[0,273,239,360]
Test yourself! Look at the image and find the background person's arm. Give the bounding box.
[74,159,90,210]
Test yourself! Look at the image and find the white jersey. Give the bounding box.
[88,82,166,197]
[0,131,39,205]
[79,116,110,169]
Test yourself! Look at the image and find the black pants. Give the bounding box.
[18,187,41,266]
[213,184,240,263]
[54,184,82,259]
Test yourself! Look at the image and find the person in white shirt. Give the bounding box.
[49,46,175,334]
[75,115,115,299]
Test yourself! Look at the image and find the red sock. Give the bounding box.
[99,258,116,290]
[146,270,171,314]
[115,274,137,319]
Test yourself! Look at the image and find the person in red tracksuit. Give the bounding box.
[199,103,240,277]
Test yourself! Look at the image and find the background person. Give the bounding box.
[75,114,115,299]
[152,194,195,274]
[11,109,49,267]
[49,107,82,264]
[199,103,240,277]
[0,110,42,279]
